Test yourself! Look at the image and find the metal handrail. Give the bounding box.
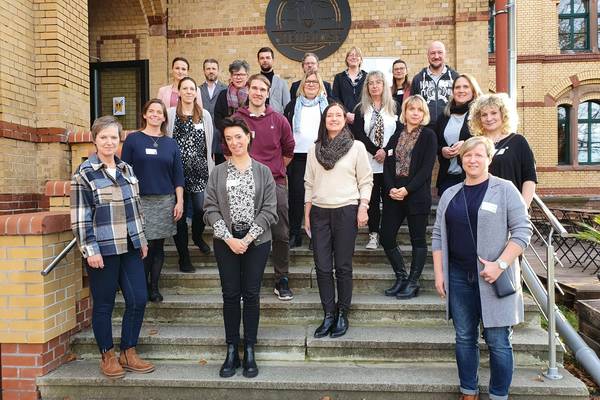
[524,195,600,385]
[41,238,77,276]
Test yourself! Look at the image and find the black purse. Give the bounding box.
[462,188,516,298]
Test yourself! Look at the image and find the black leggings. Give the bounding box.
[380,197,428,250]
[287,153,307,237]
[368,173,384,233]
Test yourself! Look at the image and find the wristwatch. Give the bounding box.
[496,258,509,270]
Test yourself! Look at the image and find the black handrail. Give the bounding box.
[41,238,77,276]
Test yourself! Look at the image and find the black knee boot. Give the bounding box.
[242,343,258,378]
[149,240,165,302]
[396,247,427,299]
[174,220,195,273]
[384,247,408,296]
[219,343,240,378]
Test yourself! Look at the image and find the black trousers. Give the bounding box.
[214,238,270,345]
[310,205,358,314]
[287,153,307,238]
[380,197,428,250]
[368,173,384,234]
[174,190,206,249]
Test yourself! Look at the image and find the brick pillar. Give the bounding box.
[454,0,490,88]
[0,212,91,400]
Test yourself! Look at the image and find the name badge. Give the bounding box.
[145,148,158,155]
[481,201,498,213]
[194,122,204,130]
[387,148,394,156]
[397,89,404,95]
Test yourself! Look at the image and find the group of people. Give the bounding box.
[71,40,535,400]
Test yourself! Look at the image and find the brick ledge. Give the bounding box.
[0,211,71,235]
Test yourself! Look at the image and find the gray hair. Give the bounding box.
[91,116,122,141]
[228,59,249,74]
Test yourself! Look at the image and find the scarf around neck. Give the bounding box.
[226,84,248,110]
[449,100,471,115]
[293,94,328,134]
[395,126,422,177]
[315,127,354,170]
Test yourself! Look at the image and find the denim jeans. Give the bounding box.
[87,240,148,353]
[449,265,514,400]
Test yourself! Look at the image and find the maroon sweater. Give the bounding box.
[230,106,295,184]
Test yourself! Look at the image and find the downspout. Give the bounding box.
[494,0,509,94]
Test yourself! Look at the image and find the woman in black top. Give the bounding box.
[381,95,437,299]
[332,46,367,125]
[167,77,215,272]
[434,73,482,195]
[469,93,537,207]
[391,59,411,105]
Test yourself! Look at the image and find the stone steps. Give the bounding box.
[159,265,437,293]
[70,324,560,366]
[37,360,588,400]
[113,292,542,328]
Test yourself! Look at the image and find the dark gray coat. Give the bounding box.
[431,175,532,327]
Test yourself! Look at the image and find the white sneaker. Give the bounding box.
[365,232,379,249]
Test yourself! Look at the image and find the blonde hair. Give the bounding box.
[344,46,363,67]
[91,116,122,141]
[297,72,325,98]
[359,70,397,116]
[469,93,518,136]
[399,95,430,126]
[459,136,495,159]
[443,73,483,117]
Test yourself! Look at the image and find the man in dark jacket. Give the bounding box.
[289,53,333,101]
[200,59,227,164]
[410,41,459,124]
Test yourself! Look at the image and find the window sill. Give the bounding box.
[538,165,600,172]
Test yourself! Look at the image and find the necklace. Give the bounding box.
[144,132,162,148]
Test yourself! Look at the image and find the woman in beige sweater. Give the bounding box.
[304,102,373,339]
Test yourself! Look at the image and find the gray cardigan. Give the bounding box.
[203,159,278,245]
[166,107,215,176]
[269,75,290,114]
[431,175,533,328]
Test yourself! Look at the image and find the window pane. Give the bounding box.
[573,0,589,14]
[559,0,572,14]
[560,34,571,49]
[573,33,587,48]
[559,18,571,33]
[573,18,587,34]
[578,123,589,163]
[598,17,600,48]
[591,124,600,162]
[578,102,589,118]
[558,106,571,164]
[591,102,600,119]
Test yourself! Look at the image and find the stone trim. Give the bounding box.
[0,121,69,143]
[489,53,600,65]
[0,212,71,236]
[0,194,46,216]
[45,181,71,197]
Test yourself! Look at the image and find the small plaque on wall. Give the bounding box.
[265,0,351,62]
[113,97,126,116]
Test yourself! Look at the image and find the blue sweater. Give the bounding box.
[121,131,185,195]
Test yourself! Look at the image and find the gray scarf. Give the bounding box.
[315,127,354,170]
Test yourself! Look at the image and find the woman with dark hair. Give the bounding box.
[391,59,411,105]
[305,102,373,338]
[352,70,400,250]
[121,99,185,302]
[381,95,437,299]
[157,57,203,108]
[204,117,278,379]
[71,116,154,378]
[284,71,329,248]
[166,77,214,272]
[435,73,483,195]
[332,47,367,124]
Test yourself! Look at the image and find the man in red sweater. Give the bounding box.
[233,74,295,300]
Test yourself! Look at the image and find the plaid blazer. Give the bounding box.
[71,153,147,258]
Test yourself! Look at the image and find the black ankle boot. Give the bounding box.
[219,344,240,378]
[384,247,408,296]
[330,309,349,338]
[242,343,258,378]
[313,312,336,338]
[148,240,164,302]
[396,247,427,299]
[174,224,196,273]
[289,234,302,248]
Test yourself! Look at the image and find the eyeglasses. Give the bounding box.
[304,80,319,85]
[232,73,247,78]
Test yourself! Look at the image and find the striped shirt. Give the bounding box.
[71,153,147,258]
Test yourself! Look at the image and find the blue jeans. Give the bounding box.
[449,265,514,400]
[87,241,147,353]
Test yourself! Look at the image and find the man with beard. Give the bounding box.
[200,59,227,164]
[410,41,459,124]
[257,47,290,114]
[232,74,295,301]
[289,53,333,101]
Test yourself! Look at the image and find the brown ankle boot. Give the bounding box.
[119,347,155,373]
[459,394,479,400]
[100,349,125,378]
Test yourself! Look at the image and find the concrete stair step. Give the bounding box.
[70,324,560,366]
[113,293,541,327]
[164,245,433,267]
[37,360,588,400]
[159,265,436,293]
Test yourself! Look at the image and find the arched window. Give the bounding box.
[577,101,600,164]
[559,0,590,50]
[558,105,571,164]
